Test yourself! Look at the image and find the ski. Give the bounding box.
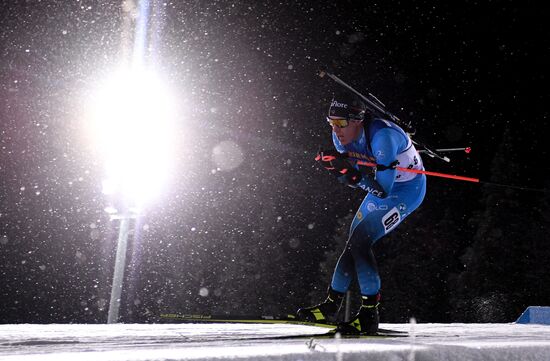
[158,313,407,338]
[159,313,335,328]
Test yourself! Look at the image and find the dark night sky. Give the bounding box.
[0,1,548,323]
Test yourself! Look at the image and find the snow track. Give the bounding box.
[1,323,550,360]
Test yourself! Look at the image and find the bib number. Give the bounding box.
[382,207,401,233]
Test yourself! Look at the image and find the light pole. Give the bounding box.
[87,68,176,323]
[106,211,138,323]
[82,0,176,324]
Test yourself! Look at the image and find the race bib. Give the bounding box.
[382,207,401,233]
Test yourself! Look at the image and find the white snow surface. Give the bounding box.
[1,322,550,361]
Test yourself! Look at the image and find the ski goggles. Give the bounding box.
[326,117,349,128]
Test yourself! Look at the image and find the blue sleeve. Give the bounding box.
[368,128,402,195]
[332,132,346,153]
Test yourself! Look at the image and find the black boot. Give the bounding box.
[296,288,345,324]
[338,293,380,335]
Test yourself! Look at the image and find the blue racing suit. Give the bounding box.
[330,118,427,296]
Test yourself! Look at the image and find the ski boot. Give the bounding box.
[296,288,345,324]
[337,293,380,335]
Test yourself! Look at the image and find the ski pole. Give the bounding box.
[349,156,549,193]
[318,68,451,162]
[318,67,411,130]
[418,147,472,154]
[352,159,480,183]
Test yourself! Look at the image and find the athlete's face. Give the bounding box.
[331,119,362,145]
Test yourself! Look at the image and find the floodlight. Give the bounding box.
[88,67,177,210]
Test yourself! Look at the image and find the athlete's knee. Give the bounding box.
[345,232,366,253]
[346,222,378,251]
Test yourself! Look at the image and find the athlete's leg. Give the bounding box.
[348,174,427,295]
[346,211,384,295]
[330,244,356,293]
[339,175,426,334]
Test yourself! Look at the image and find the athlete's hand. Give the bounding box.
[315,149,345,175]
[315,149,362,186]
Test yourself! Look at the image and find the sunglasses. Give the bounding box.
[326,117,350,128]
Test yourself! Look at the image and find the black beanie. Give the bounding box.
[328,93,365,121]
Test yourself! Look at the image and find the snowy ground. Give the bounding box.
[1,322,550,361]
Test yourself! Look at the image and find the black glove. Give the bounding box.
[315,149,362,186]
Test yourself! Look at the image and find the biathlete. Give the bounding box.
[297,93,427,334]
